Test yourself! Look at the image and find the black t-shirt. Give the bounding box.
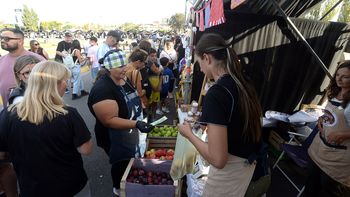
[0,106,91,197]
[200,75,259,159]
[55,41,71,62]
[87,74,132,149]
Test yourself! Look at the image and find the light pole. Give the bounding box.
[14,8,22,29]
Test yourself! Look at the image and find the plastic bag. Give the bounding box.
[170,133,197,180]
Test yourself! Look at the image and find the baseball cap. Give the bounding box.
[107,30,124,42]
[103,50,128,69]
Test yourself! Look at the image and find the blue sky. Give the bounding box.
[0,0,188,25]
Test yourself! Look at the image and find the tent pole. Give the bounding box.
[320,0,343,21]
[269,0,333,79]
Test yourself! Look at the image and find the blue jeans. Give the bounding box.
[90,67,99,81]
[70,64,84,94]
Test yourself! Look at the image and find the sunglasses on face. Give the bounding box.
[0,36,21,42]
[34,43,40,46]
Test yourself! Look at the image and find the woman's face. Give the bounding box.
[57,78,69,97]
[335,67,350,89]
[110,65,127,80]
[17,64,35,84]
[31,41,40,49]
[136,60,145,69]
[196,54,213,79]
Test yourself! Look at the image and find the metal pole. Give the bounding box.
[320,0,343,21]
[270,0,333,79]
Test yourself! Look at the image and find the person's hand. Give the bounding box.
[62,51,68,57]
[327,131,347,145]
[136,121,154,133]
[177,121,193,139]
[317,117,324,134]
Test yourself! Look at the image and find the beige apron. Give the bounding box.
[203,154,256,197]
[308,101,350,187]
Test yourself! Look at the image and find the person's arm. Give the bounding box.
[42,48,49,60]
[178,122,228,169]
[92,99,137,130]
[136,71,144,97]
[326,130,350,145]
[77,139,93,155]
[56,42,66,57]
[74,50,83,64]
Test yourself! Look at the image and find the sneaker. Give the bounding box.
[168,93,174,99]
[72,94,79,100]
[81,90,89,97]
[65,89,70,94]
[156,109,164,115]
[113,187,120,196]
[162,107,170,113]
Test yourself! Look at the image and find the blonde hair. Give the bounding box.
[10,61,71,125]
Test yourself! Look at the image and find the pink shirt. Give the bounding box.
[0,50,45,107]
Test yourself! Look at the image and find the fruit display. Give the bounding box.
[145,148,175,160]
[148,125,178,137]
[127,167,174,185]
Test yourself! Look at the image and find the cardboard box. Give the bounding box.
[120,158,182,197]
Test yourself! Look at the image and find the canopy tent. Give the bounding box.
[190,0,350,113]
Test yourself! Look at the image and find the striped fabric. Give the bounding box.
[104,50,128,69]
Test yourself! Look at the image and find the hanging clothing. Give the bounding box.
[208,0,226,26]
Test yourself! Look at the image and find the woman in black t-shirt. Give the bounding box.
[87,50,153,196]
[178,33,262,197]
[0,61,93,197]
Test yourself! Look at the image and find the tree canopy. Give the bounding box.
[168,13,185,33]
[22,5,39,31]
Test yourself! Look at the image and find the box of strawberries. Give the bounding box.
[120,158,182,197]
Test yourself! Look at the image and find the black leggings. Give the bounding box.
[111,160,130,189]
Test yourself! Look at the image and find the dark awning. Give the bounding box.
[223,0,324,17]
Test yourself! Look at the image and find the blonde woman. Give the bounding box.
[0,61,93,196]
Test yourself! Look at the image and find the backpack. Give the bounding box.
[62,49,78,69]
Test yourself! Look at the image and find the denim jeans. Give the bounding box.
[90,67,99,81]
[70,64,84,94]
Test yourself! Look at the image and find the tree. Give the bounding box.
[303,0,340,21]
[119,23,140,32]
[22,5,39,31]
[338,0,350,22]
[168,13,185,33]
[40,21,63,31]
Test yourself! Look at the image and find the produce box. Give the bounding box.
[147,125,178,149]
[144,148,175,160]
[120,158,182,197]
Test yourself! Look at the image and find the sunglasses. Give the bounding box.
[0,36,21,42]
[34,43,40,46]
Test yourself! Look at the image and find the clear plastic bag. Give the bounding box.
[170,133,197,180]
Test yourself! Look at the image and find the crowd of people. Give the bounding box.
[0,26,349,197]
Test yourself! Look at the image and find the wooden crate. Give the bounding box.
[146,137,176,150]
[120,158,182,197]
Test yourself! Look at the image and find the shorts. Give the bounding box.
[149,91,160,104]
[148,76,161,91]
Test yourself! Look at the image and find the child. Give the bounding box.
[159,57,174,114]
